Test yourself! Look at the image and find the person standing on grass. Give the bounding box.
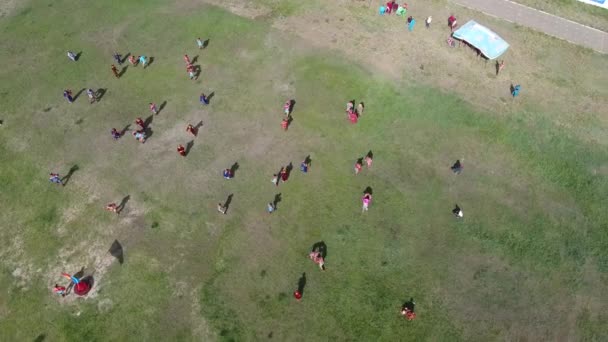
[309,250,326,270]
[113,52,122,65]
[186,124,197,137]
[49,173,62,185]
[408,16,416,31]
[271,174,279,186]
[346,100,355,114]
[111,64,119,78]
[133,130,146,143]
[267,202,275,214]
[452,204,463,218]
[401,299,416,321]
[451,160,462,174]
[281,117,289,131]
[135,117,145,130]
[357,102,364,116]
[105,202,118,214]
[200,93,209,105]
[128,55,138,66]
[283,101,291,116]
[197,38,204,49]
[280,167,289,182]
[149,102,158,115]
[217,202,227,214]
[362,192,372,212]
[511,84,521,97]
[348,110,358,124]
[111,128,121,140]
[184,54,191,65]
[365,153,373,168]
[354,159,363,175]
[53,284,67,296]
[177,144,186,156]
[496,60,505,76]
[63,89,74,103]
[426,16,432,28]
[223,169,233,179]
[188,65,196,80]
[86,88,96,104]
[300,159,310,173]
[139,55,147,68]
[67,51,77,61]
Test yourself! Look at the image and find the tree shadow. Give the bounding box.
[224,194,233,213]
[144,115,154,128]
[289,99,296,114]
[122,52,131,64]
[96,88,107,102]
[273,193,282,209]
[118,65,128,77]
[73,88,86,101]
[116,195,130,213]
[363,186,373,195]
[108,239,124,264]
[297,272,306,295]
[120,124,131,136]
[34,334,46,342]
[311,241,327,258]
[147,57,154,67]
[75,51,82,61]
[230,162,239,176]
[60,164,79,186]
[206,91,215,103]
[157,100,167,115]
[185,140,194,156]
[191,55,198,64]
[202,39,210,48]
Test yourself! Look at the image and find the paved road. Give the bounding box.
[451,0,608,53]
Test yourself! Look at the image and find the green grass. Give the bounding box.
[0,0,607,341]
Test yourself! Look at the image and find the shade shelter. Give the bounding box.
[452,20,509,59]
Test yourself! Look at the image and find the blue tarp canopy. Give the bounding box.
[452,20,509,59]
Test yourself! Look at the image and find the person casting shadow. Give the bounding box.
[311,241,327,258]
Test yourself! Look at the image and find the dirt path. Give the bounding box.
[451,0,608,53]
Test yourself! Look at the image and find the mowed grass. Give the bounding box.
[0,1,607,341]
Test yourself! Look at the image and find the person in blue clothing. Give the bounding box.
[511,84,521,97]
[408,16,416,31]
[300,159,310,173]
[200,93,209,105]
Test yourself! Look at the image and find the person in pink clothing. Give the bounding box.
[149,102,158,114]
[354,159,363,175]
[283,100,291,116]
[309,251,325,270]
[362,193,372,212]
[365,151,373,168]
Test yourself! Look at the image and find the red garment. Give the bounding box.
[293,291,302,300]
[349,112,358,123]
[135,118,144,128]
[281,170,289,182]
[184,55,190,64]
[177,145,186,156]
[281,119,289,130]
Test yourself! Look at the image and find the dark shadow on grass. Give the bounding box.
[194,120,203,130]
[122,52,130,64]
[96,88,106,102]
[118,65,128,77]
[116,195,130,213]
[144,115,153,128]
[304,155,312,166]
[75,51,82,61]
[224,194,233,213]
[147,57,154,67]
[108,240,124,264]
[273,193,282,209]
[73,88,85,101]
[185,140,194,156]
[191,55,198,64]
[144,126,153,140]
[311,241,327,258]
[230,162,239,176]
[402,297,415,312]
[289,99,296,114]
[157,100,167,115]
[60,164,79,186]
[120,124,130,136]
[34,334,46,342]
[510,84,515,94]
[206,91,215,103]
[297,272,306,295]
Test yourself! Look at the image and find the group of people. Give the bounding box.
[346,100,365,124]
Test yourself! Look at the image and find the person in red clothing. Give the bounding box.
[111,64,119,78]
[280,167,289,182]
[293,290,302,301]
[348,110,358,124]
[105,203,118,214]
[400,298,416,321]
[184,54,190,64]
[354,159,363,175]
[177,144,186,156]
[186,123,197,136]
[53,284,67,296]
[135,117,145,129]
[281,117,289,131]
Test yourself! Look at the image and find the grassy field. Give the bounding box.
[1,0,607,341]
[512,0,608,31]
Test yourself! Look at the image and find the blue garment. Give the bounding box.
[408,19,416,31]
[300,163,308,173]
[267,203,275,213]
[512,85,521,97]
[379,6,386,15]
[200,95,209,105]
